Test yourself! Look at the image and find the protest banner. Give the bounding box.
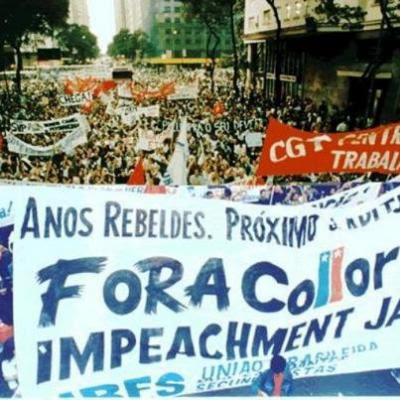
[257,118,400,176]
[117,83,133,100]
[12,184,400,397]
[9,114,83,135]
[59,92,93,107]
[6,127,87,157]
[245,132,263,148]
[136,105,160,118]
[307,183,381,209]
[0,187,14,230]
[168,86,198,101]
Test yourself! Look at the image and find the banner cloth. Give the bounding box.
[9,114,83,135]
[257,119,400,176]
[11,184,400,397]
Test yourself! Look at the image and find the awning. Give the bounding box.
[337,64,393,79]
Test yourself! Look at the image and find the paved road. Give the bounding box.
[195,369,400,397]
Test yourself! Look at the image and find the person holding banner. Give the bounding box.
[0,244,12,327]
[252,355,293,397]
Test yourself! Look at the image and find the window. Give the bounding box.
[164,6,171,13]
[248,16,256,30]
[185,29,191,35]
[175,18,181,23]
[186,38,192,44]
[294,1,302,17]
[263,9,271,25]
[285,3,292,20]
[166,29,171,34]
[175,7,181,13]
[165,17,171,23]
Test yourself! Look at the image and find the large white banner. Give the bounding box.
[168,86,198,101]
[9,114,83,135]
[0,186,14,228]
[307,183,382,209]
[136,105,160,118]
[6,128,87,157]
[12,185,400,397]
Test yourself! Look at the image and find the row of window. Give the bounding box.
[163,7,181,13]
[164,18,182,24]
[164,28,203,36]
[163,37,231,46]
[164,38,203,45]
[248,0,303,30]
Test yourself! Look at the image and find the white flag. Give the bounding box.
[166,117,189,185]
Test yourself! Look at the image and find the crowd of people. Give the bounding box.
[0,66,391,186]
[0,227,16,398]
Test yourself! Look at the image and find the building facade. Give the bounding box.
[244,0,400,123]
[114,0,154,34]
[114,0,232,63]
[114,0,128,32]
[152,0,232,59]
[68,0,90,27]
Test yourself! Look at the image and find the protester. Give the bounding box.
[252,355,293,397]
[0,67,382,185]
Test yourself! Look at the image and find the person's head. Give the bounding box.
[270,355,286,374]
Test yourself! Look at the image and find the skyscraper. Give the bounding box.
[114,0,128,32]
[114,0,154,34]
[68,0,90,27]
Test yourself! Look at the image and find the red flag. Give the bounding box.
[64,80,75,95]
[0,134,3,151]
[127,158,146,185]
[81,100,93,114]
[213,101,225,117]
[257,118,400,177]
[160,82,176,97]
[93,80,117,98]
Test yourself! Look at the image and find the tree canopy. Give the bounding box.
[107,29,153,60]
[0,0,69,47]
[57,24,100,64]
[311,0,367,31]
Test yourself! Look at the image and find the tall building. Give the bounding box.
[152,0,232,59]
[113,0,232,62]
[114,0,128,32]
[244,0,400,123]
[68,0,90,27]
[114,0,153,34]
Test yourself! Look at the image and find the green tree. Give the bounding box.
[362,0,400,121]
[57,24,100,64]
[262,0,282,105]
[311,0,400,122]
[181,0,229,93]
[108,29,152,61]
[311,0,367,31]
[0,0,69,93]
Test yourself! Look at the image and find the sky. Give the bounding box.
[88,0,116,54]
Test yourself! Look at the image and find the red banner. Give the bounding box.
[257,118,400,176]
[132,82,175,102]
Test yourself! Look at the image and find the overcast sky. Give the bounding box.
[88,0,116,54]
